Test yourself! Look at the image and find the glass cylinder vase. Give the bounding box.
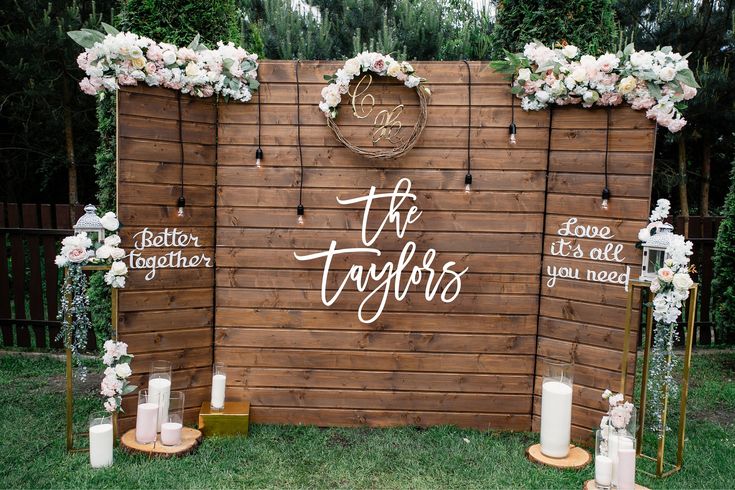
[616,433,637,490]
[211,362,226,411]
[539,359,574,458]
[161,391,185,446]
[594,429,612,490]
[148,360,172,432]
[135,389,159,444]
[89,411,113,468]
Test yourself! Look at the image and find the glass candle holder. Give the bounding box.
[149,360,172,432]
[135,389,159,444]
[211,362,226,410]
[539,359,574,458]
[89,411,113,468]
[161,391,185,446]
[616,433,636,490]
[594,428,612,490]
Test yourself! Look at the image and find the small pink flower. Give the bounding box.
[396,72,407,81]
[371,58,385,72]
[200,85,214,97]
[631,96,655,110]
[79,78,98,96]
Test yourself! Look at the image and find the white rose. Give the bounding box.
[672,272,693,291]
[583,90,600,104]
[110,247,126,260]
[318,101,331,114]
[618,75,637,94]
[630,51,653,69]
[185,62,200,77]
[535,90,550,103]
[99,212,119,231]
[386,62,402,77]
[162,50,177,65]
[638,227,651,242]
[659,66,676,82]
[343,58,360,76]
[115,363,132,378]
[650,280,661,293]
[110,261,128,276]
[405,75,420,88]
[517,68,532,81]
[96,245,112,259]
[55,255,68,267]
[571,67,587,83]
[324,91,341,107]
[104,234,121,247]
[561,45,579,59]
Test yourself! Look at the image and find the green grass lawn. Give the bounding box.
[0,351,733,489]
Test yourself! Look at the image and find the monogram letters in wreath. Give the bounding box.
[320,52,431,159]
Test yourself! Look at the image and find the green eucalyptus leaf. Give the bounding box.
[646,81,662,99]
[187,34,201,51]
[675,69,700,88]
[100,22,119,35]
[249,78,260,90]
[67,30,102,49]
[122,383,137,395]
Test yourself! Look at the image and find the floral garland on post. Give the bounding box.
[68,23,259,101]
[56,212,128,358]
[491,42,699,132]
[637,199,694,436]
[101,340,136,413]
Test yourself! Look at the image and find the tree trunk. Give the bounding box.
[678,137,689,236]
[62,75,78,209]
[701,144,711,217]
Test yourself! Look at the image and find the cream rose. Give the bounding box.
[659,66,676,82]
[571,67,587,83]
[672,272,693,290]
[131,56,146,69]
[343,58,360,76]
[657,267,674,283]
[386,62,402,77]
[185,62,200,77]
[110,261,128,276]
[618,75,637,94]
[115,363,132,378]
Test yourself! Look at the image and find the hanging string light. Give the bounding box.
[601,107,611,210]
[509,80,517,145]
[176,92,186,217]
[463,60,473,194]
[255,87,263,168]
[295,60,305,225]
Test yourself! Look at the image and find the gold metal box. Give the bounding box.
[198,401,250,437]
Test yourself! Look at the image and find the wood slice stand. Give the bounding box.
[526,444,591,470]
[120,427,202,457]
[583,479,649,490]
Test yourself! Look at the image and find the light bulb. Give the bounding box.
[297,204,304,226]
[601,187,610,210]
[464,173,472,194]
[509,133,517,145]
[601,198,609,210]
[464,183,471,193]
[176,196,186,218]
[297,215,304,225]
[508,122,517,145]
[255,147,263,169]
[177,206,185,217]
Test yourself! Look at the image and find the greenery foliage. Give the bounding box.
[713,162,735,343]
[490,0,618,58]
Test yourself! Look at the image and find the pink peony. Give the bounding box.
[682,84,697,100]
[601,92,623,106]
[371,58,385,72]
[66,247,88,263]
[146,44,163,61]
[631,96,655,110]
[79,78,99,96]
[117,74,137,86]
[667,118,687,133]
[144,62,157,75]
[76,52,92,70]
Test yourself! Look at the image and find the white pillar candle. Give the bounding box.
[89,422,113,468]
[595,454,613,488]
[617,446,636,490]
[148,377,171,432]
[160,421,183,446]
[135,402,159,444]
[609,433,634,486]
[211,373,226,409]
[539,380,573,458]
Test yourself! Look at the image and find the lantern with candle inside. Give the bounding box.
[539,359,574,458]
[161,391,185,446]
[639,222,674,281]
[89,411,113,468]
[148,360,172,432]
[73,204,106,245]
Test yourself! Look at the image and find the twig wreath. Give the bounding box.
[320,52,431,159]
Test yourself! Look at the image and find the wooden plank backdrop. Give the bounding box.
[116,61,655,437]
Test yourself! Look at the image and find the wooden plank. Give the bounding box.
[124,327,212,353]
[7,204,28,347]
[119,288,213,312]
[119,308,213,334]
[217,346,535,374]
[22,204,46,348]
[0,204,11,346]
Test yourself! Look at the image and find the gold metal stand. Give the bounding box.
[620,279,698,478]
[65,265,119,452]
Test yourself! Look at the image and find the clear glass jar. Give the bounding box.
[539,359,574,458]
[161,391,185,446]
[89,411,113,468]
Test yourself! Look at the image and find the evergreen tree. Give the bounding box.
[490,0,618,58]
[713,162,735,343]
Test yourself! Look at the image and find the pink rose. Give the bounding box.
[76,52,91,70]
[146,44,163,61]
[66,247,88,263]
[682,84,697,100]
[79,78,99,96]
[657,267,674,283]
[667,118,687,133]
[145,62,157,74]
[371,58,385,72]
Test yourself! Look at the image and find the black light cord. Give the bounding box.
[256,87,263,166]
[295,60,304,218]
[176,92,185,212]
[462,60,472,190]
[602,107,611,207]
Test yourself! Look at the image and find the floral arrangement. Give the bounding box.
[598,390,636,456]
[100,340,136,413]
[491,42,699,132]
[320,51,427,119]
[68,23,259,101]
[637,199,695,436]
[56,211,128,358]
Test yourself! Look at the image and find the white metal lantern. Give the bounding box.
[639,222,674,281]
[73,204,106,244]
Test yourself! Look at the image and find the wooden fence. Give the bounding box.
[0,203,84,349]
